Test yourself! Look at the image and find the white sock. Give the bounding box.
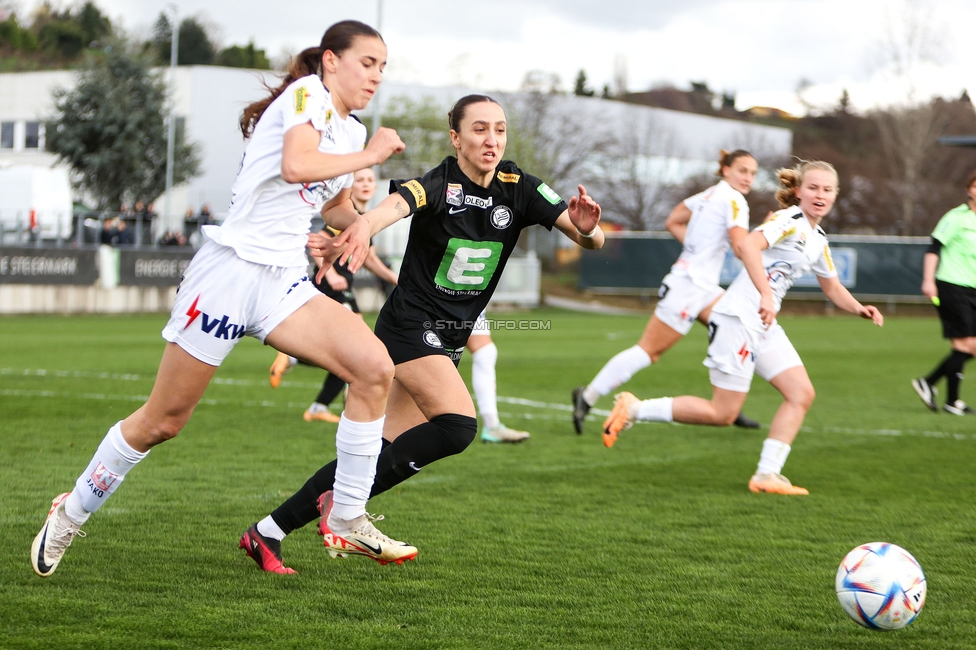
[288,356,298,365]
[331,414,383,521]
[68,421,149,520]
[471,342,500,429]
[307,402,328,414]
[636,397,673,422]
[586,345,652,404]
[756,438,791,475]
[256,515,286,541]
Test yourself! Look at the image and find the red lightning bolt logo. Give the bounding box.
[737,343,750,363]
[184,294,202,330]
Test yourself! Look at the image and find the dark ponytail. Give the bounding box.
[448,94,500,132]
[240,20,383,138]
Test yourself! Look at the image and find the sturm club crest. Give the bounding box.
[490,205,513,229]
[423,330,444,348]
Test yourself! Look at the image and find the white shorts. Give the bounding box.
[469,310,490,337]
[702,312,803,392]
[654,272,724,335]
[161,241,320,366]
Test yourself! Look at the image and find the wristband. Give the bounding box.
[577,225,598,238]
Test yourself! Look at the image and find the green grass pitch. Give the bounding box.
[1,309,974,649]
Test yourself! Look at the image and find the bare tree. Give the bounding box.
[869,0,952,233]
[500,92,609,198]
[873,101,949,233]
[594,114,683,230]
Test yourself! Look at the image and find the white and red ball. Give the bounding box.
[836,542,926,630]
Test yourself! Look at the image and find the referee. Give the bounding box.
[912,169,976,415]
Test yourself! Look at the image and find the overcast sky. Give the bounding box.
[20,0,976,114]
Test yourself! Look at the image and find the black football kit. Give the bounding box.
[265,157,570,541]
[375,156,567,365]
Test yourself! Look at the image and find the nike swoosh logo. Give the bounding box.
[35,528,53,574]
[448,207,466,214]
[408,461,422,472]
[356,539,382,555]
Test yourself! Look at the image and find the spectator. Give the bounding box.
[198,204,213,226]
[116,219,134,245]
[100,218,119,245]
[159,230,187,246]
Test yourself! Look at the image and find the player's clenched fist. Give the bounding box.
[365,127,405,165]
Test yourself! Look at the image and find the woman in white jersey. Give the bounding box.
[572,150,760,433]
[31,21,417,579]
[602,160,884,495]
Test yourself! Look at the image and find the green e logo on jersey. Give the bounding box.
[435,238,504,291]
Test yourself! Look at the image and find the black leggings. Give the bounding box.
[270,413,477,534]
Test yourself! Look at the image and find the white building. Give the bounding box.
[0,66,278,231]
[1,68,792,309]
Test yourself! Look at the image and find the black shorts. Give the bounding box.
[373,306,464,367]
[936,279,976,339]
[313,277,359,313]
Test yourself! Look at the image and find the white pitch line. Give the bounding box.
[3,368,974,440]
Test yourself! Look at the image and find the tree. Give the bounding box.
[217,41,270,69]
[46,44,200,210]
[151,13,216,65]
[177,17,215,65]
[573,69,594,97]
[869,0,951,234]
[594,114,682,229]
[379,95,453,180]
[76,1,111,46]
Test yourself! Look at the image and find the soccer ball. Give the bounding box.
[836,542,926,630]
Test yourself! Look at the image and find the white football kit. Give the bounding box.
[655,180,750,334]
[705,206,838,391]
[163,75,366,365]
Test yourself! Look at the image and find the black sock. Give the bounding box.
[925,351,955,386]
[270,413,477,534]
[371,413,477,496]
[945,351,973,404]
[315,373,347,407]
[270,439,390,535]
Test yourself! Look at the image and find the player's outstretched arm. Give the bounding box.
[554,185,604,250]
[282,124,403,184]
[321,192,413,274]
[735,229,776,326]
[818,276,884,326]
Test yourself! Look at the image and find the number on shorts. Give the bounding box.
[658,283,670,299]
[708,320,718,344]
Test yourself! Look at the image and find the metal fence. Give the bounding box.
[0,210,203,249]
[580,231,932,302]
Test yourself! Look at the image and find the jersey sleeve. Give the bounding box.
[811,241,838,279]
[755,211,799,248]
[727,191,750,230]
[282,76,329,135]
[521,174,569,230]
[390,164,445,217]
[931,209,960,245]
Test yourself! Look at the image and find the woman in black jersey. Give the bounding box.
[243,94,604,572]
